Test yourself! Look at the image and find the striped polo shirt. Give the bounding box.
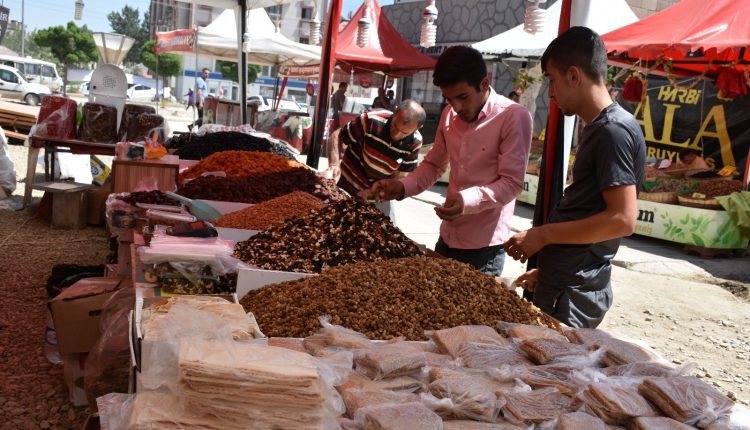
[338,111,423,196]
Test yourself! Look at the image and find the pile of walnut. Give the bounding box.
[240,256,560,340]
[234,198,423,273]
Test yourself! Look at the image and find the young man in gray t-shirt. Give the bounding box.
[504,27,646,328]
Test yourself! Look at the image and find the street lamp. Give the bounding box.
[74,0,84,20]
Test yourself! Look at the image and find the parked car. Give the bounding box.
[248,95,307,114]
[0,64,52,106]
[126,84,156,100]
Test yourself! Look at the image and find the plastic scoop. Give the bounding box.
[164,191,222,222]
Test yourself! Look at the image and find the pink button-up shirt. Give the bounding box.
[400,89,532,249]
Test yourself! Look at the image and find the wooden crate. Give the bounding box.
[111,159,179,193]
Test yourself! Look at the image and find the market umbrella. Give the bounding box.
[602,0,750,76]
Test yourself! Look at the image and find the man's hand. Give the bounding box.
[504,227,547,263]
[434,193,464,221]
[514,269,538,292]
[326,164,341,182]
[369,179,405,202]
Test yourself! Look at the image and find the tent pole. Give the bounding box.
[306,0,343,169]
[239,0,248,124]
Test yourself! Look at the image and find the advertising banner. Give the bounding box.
[154,29,196,53]
[0,7,10,44]
[634,200,748,249]
[619,76,750,178]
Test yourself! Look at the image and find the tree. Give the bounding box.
[1,29,55,62]
[34,22,98,95]
[107,6,150,65]
[217,60,261,84]
[141,40,183,103]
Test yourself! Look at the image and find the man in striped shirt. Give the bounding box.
[327,100,426,221]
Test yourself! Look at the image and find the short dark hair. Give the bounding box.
[339,82,348,89]
[433,46,487,91]
[541,26,607,84]
[508,91,519,98]
[398,99,426,127]
[679,148,700,160]
[202,67,210,73]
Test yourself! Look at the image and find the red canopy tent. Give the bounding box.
[602,0,750,76]
[305,0,436,168]
[335,0,436,76]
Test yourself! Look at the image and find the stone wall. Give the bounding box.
[625,0,680,19]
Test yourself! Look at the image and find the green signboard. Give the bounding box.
[635,200,748,249]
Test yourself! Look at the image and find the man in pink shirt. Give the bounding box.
[368,46,532,276]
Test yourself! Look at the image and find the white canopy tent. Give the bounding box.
[198,8,321,66]
[472,0,638,59]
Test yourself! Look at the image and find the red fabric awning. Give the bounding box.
[602,0,750,75]
[335,0,436,76]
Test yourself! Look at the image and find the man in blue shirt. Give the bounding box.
[190,68,210,131]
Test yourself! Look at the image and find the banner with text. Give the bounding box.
[155,29,196,53]
[618,76,750,178]
[0,7,10,44]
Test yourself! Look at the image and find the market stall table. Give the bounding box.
[23,135,116,207]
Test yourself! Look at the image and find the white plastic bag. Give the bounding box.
[0,127,16,194]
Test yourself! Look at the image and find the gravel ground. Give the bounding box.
[0,210,108,428]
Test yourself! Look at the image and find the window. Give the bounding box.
[301,6,314,20]
[27,64,41,75]
[0,70,18,83]
[266,5,282,18]
[42,65,55,77]
[299,37,310,44]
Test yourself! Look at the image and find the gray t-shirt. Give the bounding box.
[535,102,646,327]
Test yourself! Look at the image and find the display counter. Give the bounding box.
[516,174,748,249]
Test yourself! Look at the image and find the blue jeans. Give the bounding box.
[434,237,505,277]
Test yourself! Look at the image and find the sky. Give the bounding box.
[1,0,368,33]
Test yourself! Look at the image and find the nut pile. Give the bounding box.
[691,179,744,198]
[645,178,696,193]
[174,131,297,160]
[234,198,423,273]
[215,191,326,230]
[179,167,345,204]
[178,151,304,184]
[239,256,560,340]
[115,190,179,206]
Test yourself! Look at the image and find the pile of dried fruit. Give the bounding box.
[115,190,179,206]
[174,131,297,160]
[644,178,696,193]
[178,151,304,184]
[179,167,345,204]
[691,179,744,198]
[234,198,422,273]
[215,191,326,230]
[239,256,560,340]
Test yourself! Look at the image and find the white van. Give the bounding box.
[0,65,52,105]
[0,55,63,92]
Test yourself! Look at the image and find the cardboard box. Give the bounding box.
[49,277,126,355]
[62,353,89,406]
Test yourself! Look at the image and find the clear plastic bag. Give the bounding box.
[337,371,424,393]
[304,316,373,356]
[457,342,532,369]
[137,232,235,264]
[78,102,118,143]
[84,287,136,410]
[427,325,509,359]
[442,420,530,429]
[574,382,659,425]
[519,338,590,365]
[0,128,16,194]
[151,256,243,295]
[496,322,566,342]
[639,376,735,428]
[176,338,345,430]
[341,387,419,417]
[500,387,575,425]
[354,343,427,380]
[352,401,444,430]
[421,384,503,422]
[33,95,78,139]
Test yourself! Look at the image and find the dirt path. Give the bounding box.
[602,267,750,406]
